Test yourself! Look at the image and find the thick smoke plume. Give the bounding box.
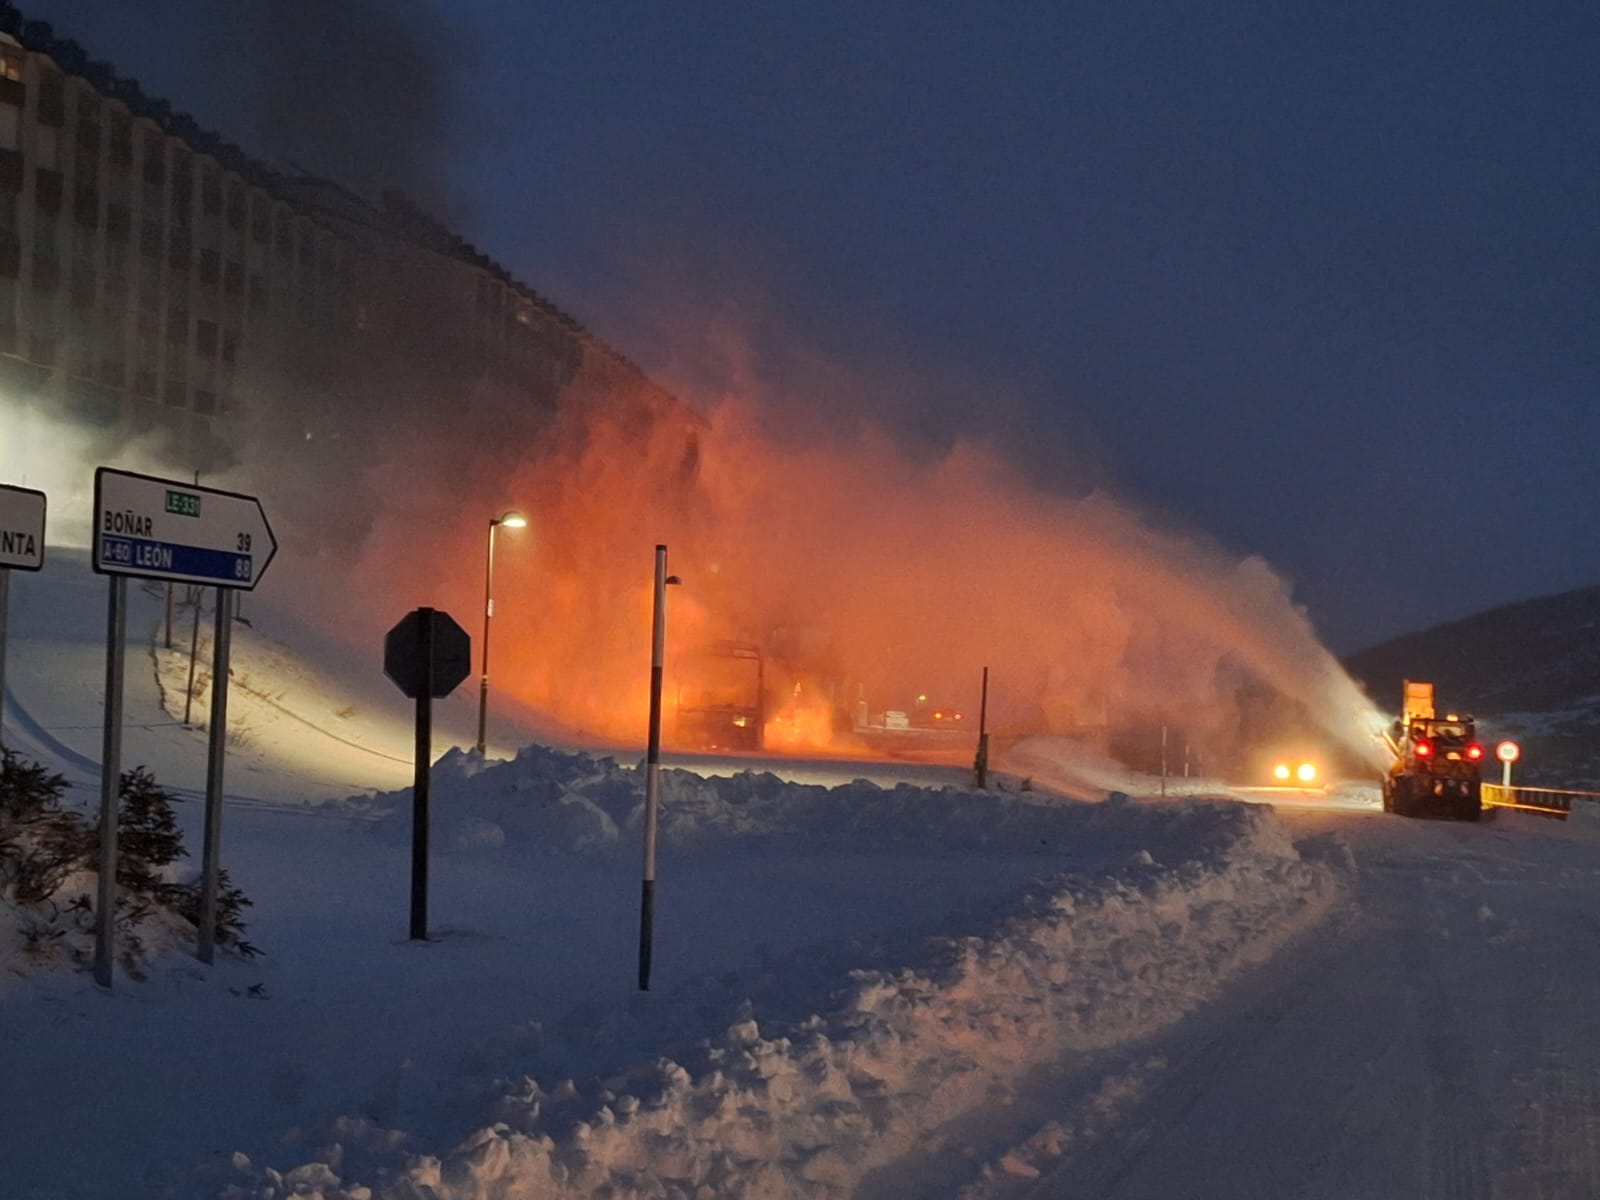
[248,337,1390,776]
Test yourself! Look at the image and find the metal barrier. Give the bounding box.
[1480,783,1600,821]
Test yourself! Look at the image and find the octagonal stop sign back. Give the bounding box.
[384,608,472,699]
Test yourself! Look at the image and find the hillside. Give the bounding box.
[1344,584,1600,787]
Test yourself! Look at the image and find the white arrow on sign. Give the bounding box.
[92,467,277,590]
[0,483,46,571]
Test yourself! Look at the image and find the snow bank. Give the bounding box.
[363,743,1130,857]
[193,756,1344,1199]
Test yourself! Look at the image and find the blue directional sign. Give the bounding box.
[92,468,276,589]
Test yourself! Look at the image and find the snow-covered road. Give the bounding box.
[950,807,1600,1200]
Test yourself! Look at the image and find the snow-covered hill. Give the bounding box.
[1345,584,1600,787]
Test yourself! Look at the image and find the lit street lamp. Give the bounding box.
[476,510,527,755]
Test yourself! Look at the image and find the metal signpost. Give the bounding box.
[638,544,680,991]
[90,468,276,985]
[0,483,46,746]
[973,666,990,790]
[384,607,472,940]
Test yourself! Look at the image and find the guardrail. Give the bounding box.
[1481,783,1600,821]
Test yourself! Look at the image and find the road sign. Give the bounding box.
[0,483,46,570]
[384,606,473,941]
[92,468,276,589]
[385,608,472,699]
[1496,740,1521,764]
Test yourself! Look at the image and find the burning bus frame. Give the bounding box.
[673,640,765,752]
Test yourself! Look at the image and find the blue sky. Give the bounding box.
[25,1,1600,649]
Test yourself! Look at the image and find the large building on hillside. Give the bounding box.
[0,6,683,472]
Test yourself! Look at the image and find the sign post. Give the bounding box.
[638,545,681,991]
[1496,739,1520,789]
[0,483,46,746]
[91,468,276,983]
[384,608,472,940]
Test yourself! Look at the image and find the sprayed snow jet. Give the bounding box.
[456,398,1389,769]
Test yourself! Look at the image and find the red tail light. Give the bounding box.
[1414,739,1434,758]
[1466,743,1484,761]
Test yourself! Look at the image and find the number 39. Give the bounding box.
[237,532,252,552]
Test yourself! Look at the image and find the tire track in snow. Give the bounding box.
[1496,911,1600,1200]
[1394,924,1493,1200]
[943,908,1359,1200]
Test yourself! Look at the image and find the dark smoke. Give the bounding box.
[20,0,465,217]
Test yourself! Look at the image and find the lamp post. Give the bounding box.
[476,510,527,755]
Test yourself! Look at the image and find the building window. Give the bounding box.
[34,169,63,213]
[71,326,96,378]
[75,100,101,152]
[0,45,24,88]
[169,152,192,223]
[222,259,243,296]
[201,168,221,217]
[221,329,238,368]
[32,210,58,266]
[141,131,165,186]
[226,183,244,231]
[198,248,219,286]
[163,377,187,408]
[70,268,94,311]
[193,388,216,415]
[196,319,218,356]
[109,113,132,171]
[36,71,64,127]
[73,186,98,229]
[104,238,126,282]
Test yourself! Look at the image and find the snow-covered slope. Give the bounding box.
[8,551,1600,1199]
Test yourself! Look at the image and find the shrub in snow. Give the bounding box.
[0,751,93,905]
[0,750,258,975]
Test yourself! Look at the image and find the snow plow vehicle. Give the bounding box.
[1382,680,1485,821]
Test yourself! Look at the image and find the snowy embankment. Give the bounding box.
[194,747,1347,1199]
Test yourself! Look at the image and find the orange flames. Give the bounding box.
[277,369,1383,770]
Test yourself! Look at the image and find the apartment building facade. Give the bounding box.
[0,7,682,473]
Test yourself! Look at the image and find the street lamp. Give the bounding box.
[476,510,527,755]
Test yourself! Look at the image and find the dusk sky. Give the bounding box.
[27,1,1599,651]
